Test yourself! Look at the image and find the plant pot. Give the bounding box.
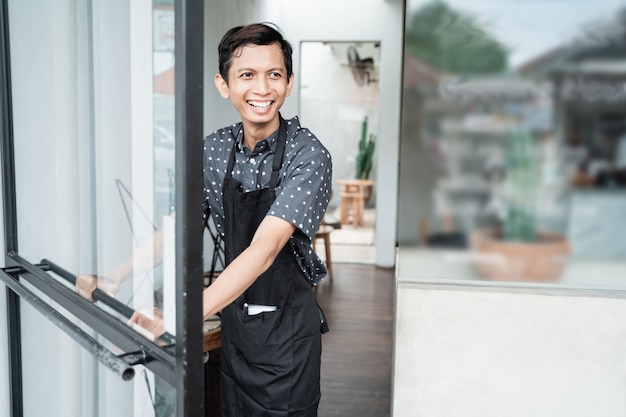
[471,229,570,283]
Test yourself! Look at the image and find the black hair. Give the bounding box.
[217,23,293,84]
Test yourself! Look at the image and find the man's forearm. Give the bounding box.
[108,227,165,284]
[201,239,276,319]
[201,216,296,319]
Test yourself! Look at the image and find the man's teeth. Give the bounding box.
[249,101,271,109]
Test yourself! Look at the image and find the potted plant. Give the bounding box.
[471,127,571,282]
[356,115,376,180]
[337,116,377,227]
[355,115,376,206]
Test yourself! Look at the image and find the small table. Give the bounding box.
[203,317,221,352]
[337,179,373,228]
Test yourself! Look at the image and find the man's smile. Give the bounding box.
[248,100,272,109]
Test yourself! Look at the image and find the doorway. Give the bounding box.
[299,41,380,264]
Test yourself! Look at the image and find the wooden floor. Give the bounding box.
[315,263,395,417]
[204,263,394,417]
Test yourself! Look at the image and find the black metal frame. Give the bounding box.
[0,0,205,415]
[9,253,177,377]
[0,267,136,382]
[174,0,205,415]
[0,1,22,416]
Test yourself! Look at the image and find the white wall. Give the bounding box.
[203,0,404,268]
[393,284,626,417]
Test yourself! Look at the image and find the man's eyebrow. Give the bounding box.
[234,66,285,74]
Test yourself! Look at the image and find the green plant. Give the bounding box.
[406,0,508,74]
[503,128,539,242]
[473,126,570,282]
[355,116,377,179]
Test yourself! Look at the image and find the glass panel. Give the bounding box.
[8,0,176,415]
[400,0,626,289]
[18,279,176,417]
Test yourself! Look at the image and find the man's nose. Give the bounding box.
[255,77,269,94]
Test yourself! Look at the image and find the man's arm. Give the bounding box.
[76,223,166,299]
[201,215,295,319]
[128,215,295,336]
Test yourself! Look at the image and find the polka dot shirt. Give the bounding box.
[203,116,333,285]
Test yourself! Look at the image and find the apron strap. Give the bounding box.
[270,116,287,188]
[225,124,241,178]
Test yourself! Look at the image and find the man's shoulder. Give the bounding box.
[283,121,332,169]
[285,116,325,148]
[204,122,241,142]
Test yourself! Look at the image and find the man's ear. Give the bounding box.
[214,74,230,99]
[286,73,295,97]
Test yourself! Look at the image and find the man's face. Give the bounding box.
[215,42,293,138]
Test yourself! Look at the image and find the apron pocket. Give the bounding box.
[233,305,294,367]
[227,306,295,413]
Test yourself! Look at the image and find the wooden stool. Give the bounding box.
[337,179,371,228]
[313,221,334,281]
[340,185,365,227]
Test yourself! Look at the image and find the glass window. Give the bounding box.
[5,0,184,415]
[400,0,626,290]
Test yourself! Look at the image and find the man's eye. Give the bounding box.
[240,72,253,78]
[269,72,282,78]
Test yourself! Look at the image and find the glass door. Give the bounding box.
[0,0,205,416]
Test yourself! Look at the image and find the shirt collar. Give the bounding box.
[234,124,281,155]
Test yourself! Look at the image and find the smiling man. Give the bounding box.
[201,23,332,416]
[77,22,332,417]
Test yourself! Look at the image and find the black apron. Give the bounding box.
[220,118,327,417]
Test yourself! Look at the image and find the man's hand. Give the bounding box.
[75,274,98,301]
[75,274,120,302]
[128,308,165,341]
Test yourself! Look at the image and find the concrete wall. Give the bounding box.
[393,283,626,416]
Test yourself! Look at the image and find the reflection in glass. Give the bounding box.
[400,0,626,288]
[8,0,177,415]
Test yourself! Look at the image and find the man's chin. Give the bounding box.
[244,110,279,125]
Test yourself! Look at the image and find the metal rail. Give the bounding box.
[0,268,135,381]
[42,258,176,345]
[7,253,177,386]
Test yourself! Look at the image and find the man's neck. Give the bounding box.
[242,119,280,150]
